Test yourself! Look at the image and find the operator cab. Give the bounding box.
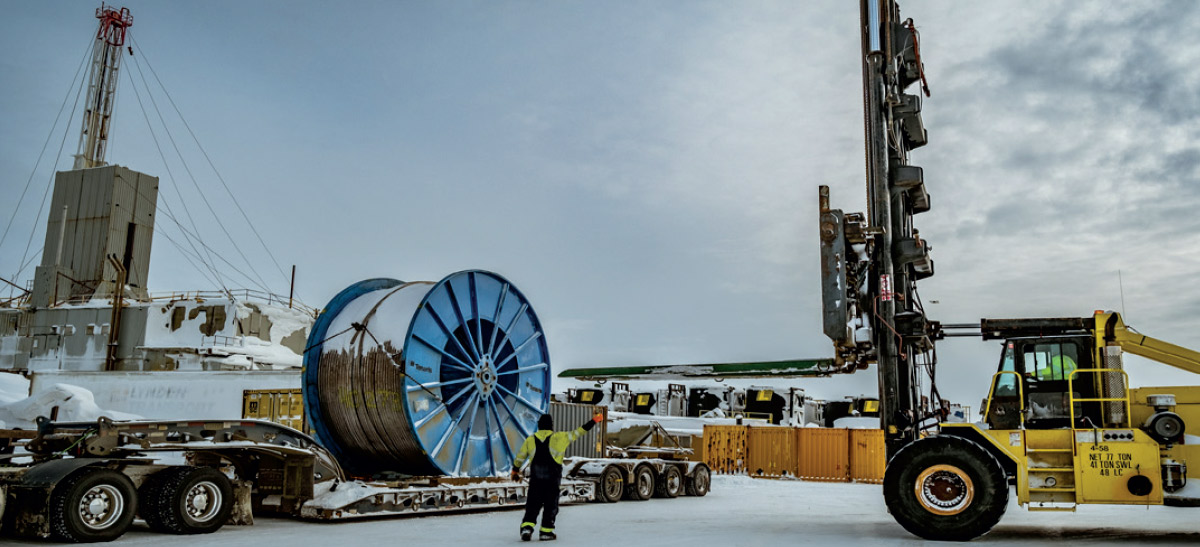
[985,334,1102,430]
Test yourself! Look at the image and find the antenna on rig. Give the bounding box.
[74,3,133,170]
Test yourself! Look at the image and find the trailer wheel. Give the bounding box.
[883,435,1009,541]
[685,463,710,497]
[140,466,234,535]
[625,464,656,501]
[49,467,137,543]
[596,465,624,503]
[655,465,683,498]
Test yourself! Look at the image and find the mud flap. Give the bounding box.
[228,480,255,525]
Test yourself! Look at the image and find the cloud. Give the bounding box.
[6,2,1200,405]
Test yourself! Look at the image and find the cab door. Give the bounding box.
[985,342,1023,429]
[1019,337,1092,428]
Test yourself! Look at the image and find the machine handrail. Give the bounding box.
[1067,368,1131,428]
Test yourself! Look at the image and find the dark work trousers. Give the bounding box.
[522,436,562,530]
[522,476,561,530]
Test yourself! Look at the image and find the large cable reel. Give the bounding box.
[302,270,551,477]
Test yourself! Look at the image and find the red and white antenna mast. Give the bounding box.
[74,4,132,170]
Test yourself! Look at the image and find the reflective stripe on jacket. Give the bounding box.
[513,427,586,468]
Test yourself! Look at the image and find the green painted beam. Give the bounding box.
[557,358,837,381]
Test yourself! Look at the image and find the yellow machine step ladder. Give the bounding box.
[1025,433,1078,511]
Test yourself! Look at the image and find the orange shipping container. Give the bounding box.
[703,425,885,484]
[746,426,794,477]
[848,429,886,483]
[795,428,849,482]
[703,425,748,474]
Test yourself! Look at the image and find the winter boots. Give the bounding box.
[520,524,554,541]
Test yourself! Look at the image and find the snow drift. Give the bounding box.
[0,373,141,429]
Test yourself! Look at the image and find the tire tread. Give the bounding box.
[655,465,683,498]
[49,468,137,543]
[138,466,233,535]
[883,435,1009,541]
[685,464,711,497]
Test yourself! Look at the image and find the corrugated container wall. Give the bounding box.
[243,388,306,431]
[746,426,793,477]
[848,429,886,483]
[703,425,749,474]
[549,401,605,459]
[795,428,850,481]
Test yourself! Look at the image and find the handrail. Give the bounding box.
[200,334,240,348]
[22,287,318,317]
[1068,368,1131,428]
[148,288,318,316]
[983,370,1025,427]
[741,411,775,424]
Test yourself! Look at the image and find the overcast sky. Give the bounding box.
[2,1,1199,406]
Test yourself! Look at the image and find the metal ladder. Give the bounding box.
[1026,430,1077,511]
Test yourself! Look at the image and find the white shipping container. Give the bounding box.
[29,370,301,420]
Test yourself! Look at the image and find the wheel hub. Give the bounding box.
[915,464,974,516]
[474,354,498,397]
[78,485,123,530]
[186,481,223,521]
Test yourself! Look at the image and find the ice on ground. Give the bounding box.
[0,382,141,430]
[18,475,1200,547]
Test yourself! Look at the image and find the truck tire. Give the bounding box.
[685,463,711,497]
[625,464,656,501]
[654,465,683,498]
[596,465,624,503]
[139,466,234,535]
[49,467,137,543]
[883,435,1009,541]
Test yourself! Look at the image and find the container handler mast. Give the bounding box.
[822,0,1200,541]
[818,0,939,458]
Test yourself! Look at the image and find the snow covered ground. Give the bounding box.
[6,476,1198,545]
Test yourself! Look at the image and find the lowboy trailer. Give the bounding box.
[0,415,709,542]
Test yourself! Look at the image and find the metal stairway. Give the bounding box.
[1025,430,1077,511]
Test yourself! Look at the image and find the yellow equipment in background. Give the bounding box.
[242,389,306,431]
[884,311,1200,541]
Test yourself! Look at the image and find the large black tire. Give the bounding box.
[139,466,234,535]
[883,435,1009,542]
[654,465,683,498]
[624,464,656,501]
[685,463,711,497]
[596,465,624,503]
[49,468,138,543]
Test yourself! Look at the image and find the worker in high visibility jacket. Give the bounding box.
[1035,353,1077,382]
[511,412,603,541]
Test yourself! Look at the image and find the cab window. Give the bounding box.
[1023,342,1079,382]
[994,343,1018,395]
